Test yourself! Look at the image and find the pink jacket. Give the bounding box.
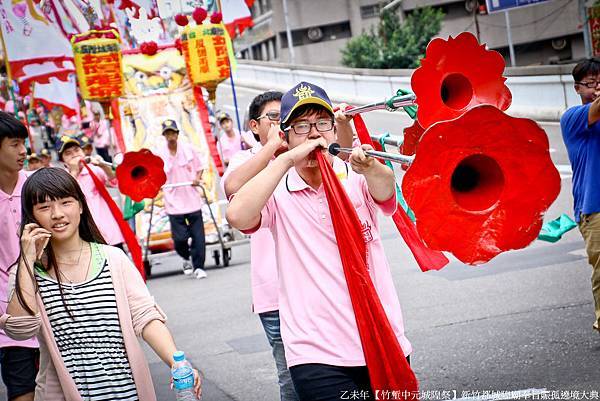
[0,245,165,401]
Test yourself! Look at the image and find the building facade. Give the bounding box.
[234,0,585,67]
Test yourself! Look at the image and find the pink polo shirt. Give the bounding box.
[77,165,124,246]
[219,130,242,163]
[156,141,205,215]
[258,157,411,368]
[92,120,112,148]
[0,170,38,348]
[221,144,278,314]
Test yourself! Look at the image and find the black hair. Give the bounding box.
[249,91,283,141]
[15,167,106,317]
[248,91,283,121]
[572,58,600,82]
[0,110,28,148]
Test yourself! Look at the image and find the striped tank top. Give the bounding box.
[36,243,139,400]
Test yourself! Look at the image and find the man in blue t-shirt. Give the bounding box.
[560,58,600,334]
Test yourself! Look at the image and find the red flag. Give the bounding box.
[351,111,449,272]
[316,152,418,396]
[81,162,145,280]
[193,86,224,175]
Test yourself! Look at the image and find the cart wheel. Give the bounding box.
[144,260,152,278]
[223,248,231,267]
[213,249,221,267]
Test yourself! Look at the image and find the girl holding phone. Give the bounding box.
[0,167,201,400]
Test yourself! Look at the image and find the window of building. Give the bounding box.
[240,37,277,61]
[360,4,381,19]
[251,0,272,16]
[280,21,352,48]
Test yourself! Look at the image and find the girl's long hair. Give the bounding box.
[15,167,106,316]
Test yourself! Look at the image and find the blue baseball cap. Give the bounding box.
[161,119,179,135]
[55,135,83,156]
[280,82,334,130]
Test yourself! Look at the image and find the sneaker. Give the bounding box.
[194,269,208,279]
[182,261,193,275]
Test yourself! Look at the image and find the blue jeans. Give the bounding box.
[259,311,299,401]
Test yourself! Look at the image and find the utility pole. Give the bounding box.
[504,10,516,67]
[580,0,592,57]
[282,0,295,64]
[472,1,481,42]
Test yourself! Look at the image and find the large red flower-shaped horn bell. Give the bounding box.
[116,149,167,202]
[402,105,560,265]
[411,32,512,129]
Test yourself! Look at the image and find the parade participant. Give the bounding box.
[39,149,52,168]
[1,167,202,400]
[81,135,94,157]
[226,82,411,400]
[56,135,125,249]
[223,91,356,401]
[217,112,242,166]
[90,111,112,162]
[156,120,208,279]
[222,91,298,401]
[26,154,43,172]
[561,58,600,334]
[0,111,39,401]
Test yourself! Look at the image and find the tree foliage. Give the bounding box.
[341,6,444,69]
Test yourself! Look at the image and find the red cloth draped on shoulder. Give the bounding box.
[81,161,145,280]
[351,111,448,272]
[316,151,418,397]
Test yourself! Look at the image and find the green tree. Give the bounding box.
[341,6,444,69]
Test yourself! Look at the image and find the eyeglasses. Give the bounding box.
[284,119,334,135]
[575,80,600,89]
[256,111,281,121]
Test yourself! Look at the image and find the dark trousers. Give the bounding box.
[289,358,410,401]
[0,346,39,400]
[168,210,206,271]
[96,147,112,163]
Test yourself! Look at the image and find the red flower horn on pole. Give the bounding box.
[399,120,425,171]
[116,149,167,202]
[402,105,561,265]
[411,32,512,129]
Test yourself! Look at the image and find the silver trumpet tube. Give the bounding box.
[84,156,116,169]
[328,143,414,166]
[162,181,195,189]
[343,93,416,116]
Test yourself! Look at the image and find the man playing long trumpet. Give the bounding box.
[226,82,412,400]
[56,136,125,249]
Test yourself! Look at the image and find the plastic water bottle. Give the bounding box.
[172,351,195,401]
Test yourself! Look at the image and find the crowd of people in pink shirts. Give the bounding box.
[0,81,414,401]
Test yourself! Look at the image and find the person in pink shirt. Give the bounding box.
[223,91,356,401]
[226,82,411,401]
[0,111,39,401]
[55,136,125,248]
[217,112,242,167]
[90,111,112,163]
[155,120,207,279]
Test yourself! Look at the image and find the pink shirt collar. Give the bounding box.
[286,157,348,193]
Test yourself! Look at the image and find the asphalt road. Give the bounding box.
[138,86,598,400]
[2,85,595,401]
